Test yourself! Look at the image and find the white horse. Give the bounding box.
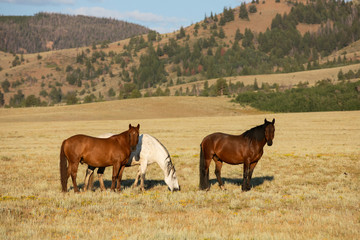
[84,133,180,191]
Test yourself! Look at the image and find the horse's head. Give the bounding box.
[128,124,140,151]
[264,118,275,146]
[165,163,180,192]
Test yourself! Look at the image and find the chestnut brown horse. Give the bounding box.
[60,124,140,192]
[199,119,275,191]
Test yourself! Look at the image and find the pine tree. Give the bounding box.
[235,28,243,41]
[0,91,4,106]
[218,28,226,39]
[177,27,186,39]
[1,80,10,93]
[239,3,249,20]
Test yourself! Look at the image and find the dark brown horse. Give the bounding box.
[199,119,275,191]
[60,124,140,192]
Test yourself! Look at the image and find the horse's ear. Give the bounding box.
[272,118,275,124]
[129,124,131,129]
[264,118,268,124]
[137,124,140,130]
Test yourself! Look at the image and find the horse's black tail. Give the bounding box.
[60,141,68,192]
[199,143,209,190]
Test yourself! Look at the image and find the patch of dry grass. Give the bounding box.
[0,96,260,123]
[0,100,359,239]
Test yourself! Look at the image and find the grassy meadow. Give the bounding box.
[0,97,359,239]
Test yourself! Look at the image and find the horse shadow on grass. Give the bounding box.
[73,176,274,191]
[76,178,167,191]
[209,175,274,188]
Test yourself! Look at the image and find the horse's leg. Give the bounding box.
[242,160,251,192]
[111,163,120,191]
[65,163,72,191]
[88,174,94,191]
[139,163,147,192]
[248,161,258,189]
[97,167,106,191]
[132,167,141,188]
[83,168,94,192]
[70,162,80,193]
[140,173,146,191]
[200,148,212,191]
[204,158,211,191]
[98,174,106,191]
[214,157,225,190]
[116,165,126,192]
[88,166,97,191]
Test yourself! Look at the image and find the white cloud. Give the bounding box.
[68,7,188,33]
[124,10,164,23]
[69,7,118,18]
[69,7,186,24]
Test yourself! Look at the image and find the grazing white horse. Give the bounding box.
[85,133,180,191]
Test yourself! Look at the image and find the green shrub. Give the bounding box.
[234,80,360,112]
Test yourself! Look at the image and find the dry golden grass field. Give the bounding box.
[0,96,359,239]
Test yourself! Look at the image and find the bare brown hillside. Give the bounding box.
[186,0,320,46]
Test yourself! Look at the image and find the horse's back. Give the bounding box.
[63,134,94,151]
[63,134,125,166]
[66,134,91,141]
[202,132,240,147]
[62,135,99,163]
[65,134,116,147]
[201,132,247,164]
[95,133,167,166]
[127,134,168,166]
[97,133,114,139]
[142,134,169,162]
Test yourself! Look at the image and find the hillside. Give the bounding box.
[1,0,360,108]
[0,96,261,123]
[0,12,150,53]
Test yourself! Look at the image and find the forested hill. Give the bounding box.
[0,12,150,53]
[1,0,360,109]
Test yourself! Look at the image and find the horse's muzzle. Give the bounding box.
[267,141,273,146]
[169,186,181,192]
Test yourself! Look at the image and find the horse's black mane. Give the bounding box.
[242,122,269,142]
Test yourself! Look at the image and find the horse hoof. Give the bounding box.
[220,185,227,191]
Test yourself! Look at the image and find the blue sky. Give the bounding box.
[0,0,246,33]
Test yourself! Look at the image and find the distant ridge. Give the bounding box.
[0,12,150,53]
[1,1,360,108]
